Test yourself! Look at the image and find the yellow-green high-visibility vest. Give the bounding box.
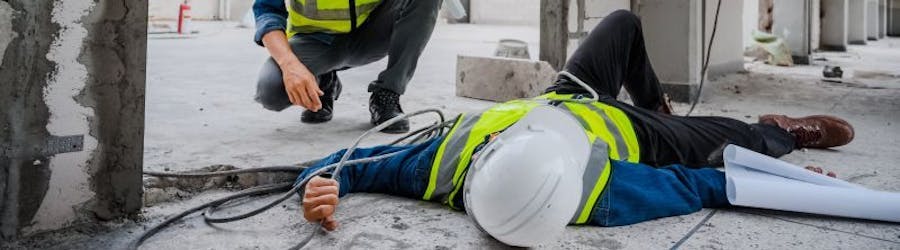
[286,0,382,37]
[421,92,641,224]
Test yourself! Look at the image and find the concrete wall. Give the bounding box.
[569,0,631,34]
[849,0,868,44]
[704,0,744,77]
[469,0,628,27]
[0,0,146,239]
[821,0,849,51]
[470,0,541,25]
[150,0,252,21]
[773,0,811,64]
[634,0,703,102]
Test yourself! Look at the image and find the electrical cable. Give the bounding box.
[201,152,401,223]
[387,120,456,146]
[558,71,600,103]
[143,164,315,178]
[395,120,456,146]
[331,109,445,180]
[134,109,448,250]
[685,0,722,117]
[130,182,294,249]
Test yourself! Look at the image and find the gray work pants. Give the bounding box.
[255,0,443,111]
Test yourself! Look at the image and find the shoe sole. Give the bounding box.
[380,125,410,134]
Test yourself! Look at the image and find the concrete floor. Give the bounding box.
[4,21,900,249]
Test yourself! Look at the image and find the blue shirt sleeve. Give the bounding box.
[295,137,443,199]
[253,0,289,46]
[589,160,730,227]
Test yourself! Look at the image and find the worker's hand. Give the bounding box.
[281,60,324,112]
[303,176,340,231]
[805,165,837,178]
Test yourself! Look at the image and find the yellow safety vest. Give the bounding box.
[286,0,382,37]
[422,93,641,224]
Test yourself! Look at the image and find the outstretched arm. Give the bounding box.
[298,137,443,230]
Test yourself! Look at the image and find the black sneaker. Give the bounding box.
[369,88,409,134]
[301,71,342,123]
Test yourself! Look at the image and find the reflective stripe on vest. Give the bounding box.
[287,0,382,36]
[571,140,612,224]
[423,96,639,220]
[423,113,481,204]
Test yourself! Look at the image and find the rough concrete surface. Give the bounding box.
[1,0,146,239]
[1,0,61,239]
[4,21,900,249]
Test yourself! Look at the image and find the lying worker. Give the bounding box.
[295,10,855,246]
[253,0,443,133]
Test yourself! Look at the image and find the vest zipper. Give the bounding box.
[348,0,358,33]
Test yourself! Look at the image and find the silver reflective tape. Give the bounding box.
[433,114,481,200]
[585,104,629,160]
[570,140,609,223]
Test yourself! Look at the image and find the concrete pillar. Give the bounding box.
[743,0,761,50]
[705,0,745,77]
[539,0,569,70]
[773,0,812,64]
[0,0,146,239]
[821,0,849,51]
[849,0,869,43]
[868,0,879,40]
[880,0,887,37]
[811,0,822,51]
[892,0,900,36]
[634,0,703,103]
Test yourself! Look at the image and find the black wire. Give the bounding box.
[135,110,449,249]
[143,165,312,178]
[685,0,722,117]
[203,183,305,223]
[131,182,293,249]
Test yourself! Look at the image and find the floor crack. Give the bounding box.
[670,209,718,250]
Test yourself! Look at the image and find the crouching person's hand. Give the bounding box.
[303,176,340,231]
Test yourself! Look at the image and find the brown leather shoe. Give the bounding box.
[758,114,855,149]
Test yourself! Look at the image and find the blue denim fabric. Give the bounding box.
[296,137,443,199]
[253,0,288,46]
[591,160,730,227]
[297,138,730,226]
[253,0,337,46]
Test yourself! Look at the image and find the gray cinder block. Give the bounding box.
[456,55,558,102]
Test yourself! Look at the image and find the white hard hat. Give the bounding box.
[463,105,591,247]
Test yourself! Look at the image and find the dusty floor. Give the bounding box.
[3,21,900,249]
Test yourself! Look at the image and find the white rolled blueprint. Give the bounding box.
[724,144,900,223]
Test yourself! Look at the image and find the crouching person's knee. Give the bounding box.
[606,9,641,26]
[256,62,292,111]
